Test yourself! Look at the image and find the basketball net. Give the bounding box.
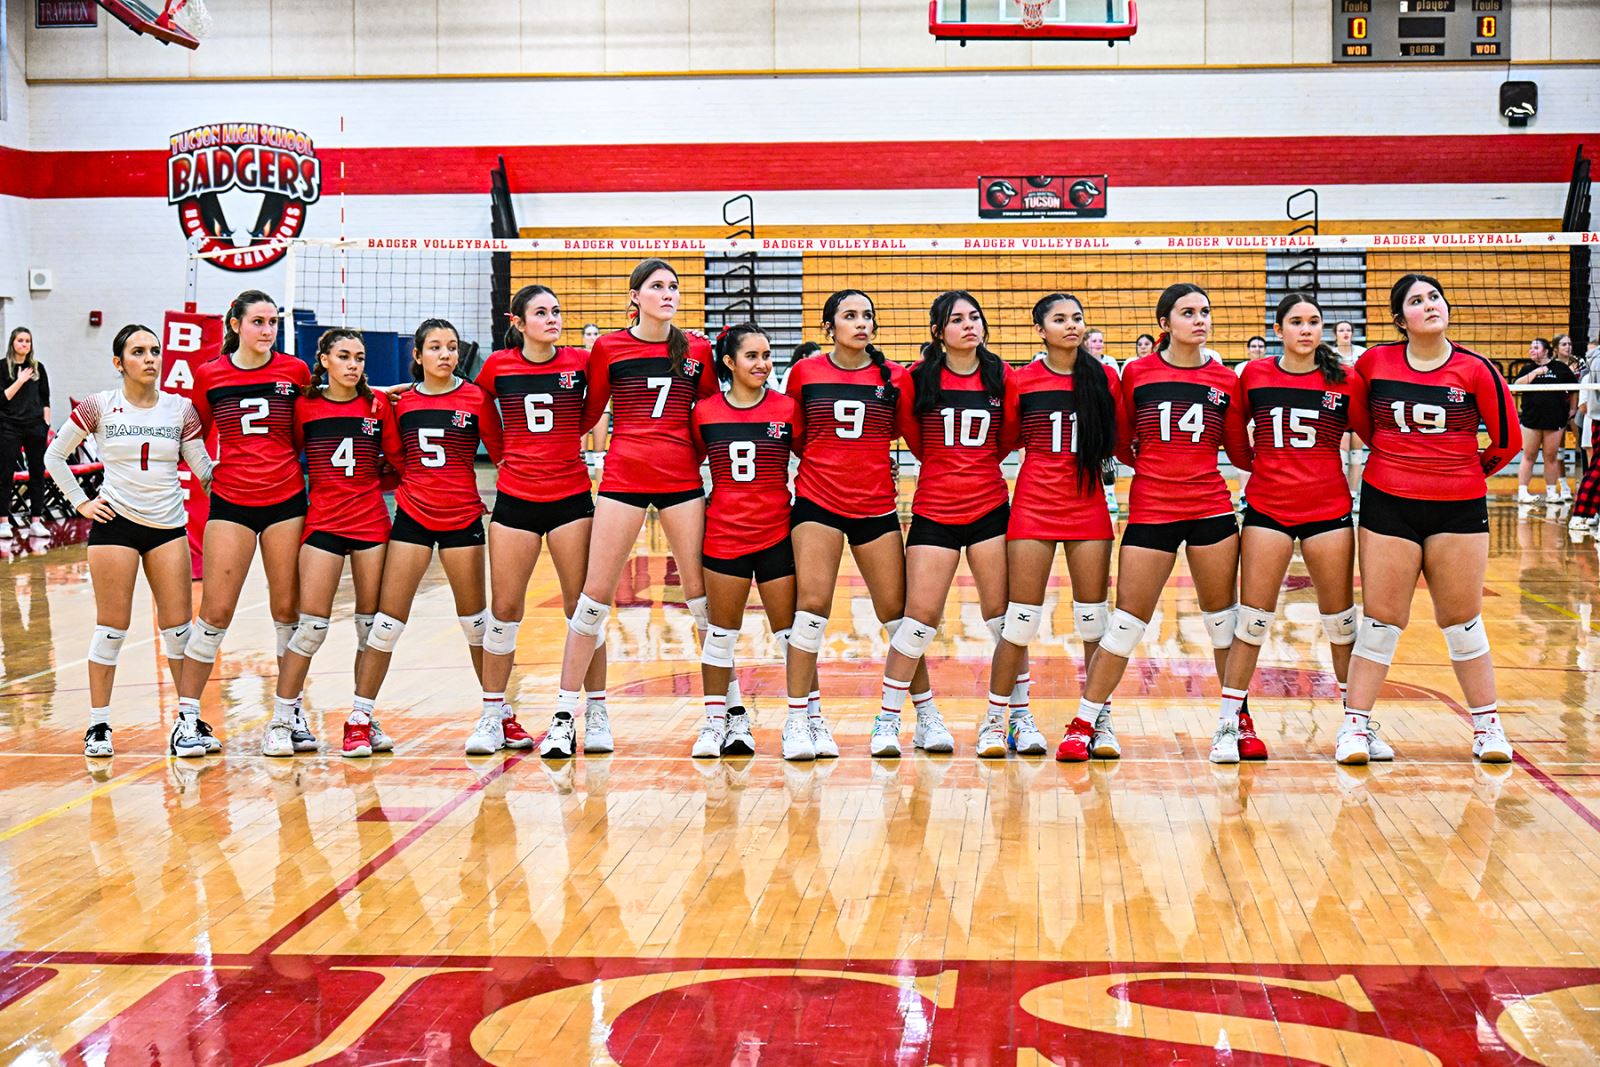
[159,0,213,39]
[1019,0,1047,29]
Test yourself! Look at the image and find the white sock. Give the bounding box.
[178,696,200,723]
[272,696,296,726]
[483,692,505,718]
[1219,687,1247,727]
[90,706,110,727]
[556,688,581,719]
[705,695,727,724]
[807,689,822,720]
[350,696,375,725]
[1343,707,1371,734]
[986,691,1008,724]
[1337,681,1349,703]
[1471,704,1501,732]
[788,697,810,722]
[881,677,910,717]
[586,688,607,710]
[911,689,934,714]
[725,676,742,709]
[1009,672,1031,720]
[1077,696,1101,726]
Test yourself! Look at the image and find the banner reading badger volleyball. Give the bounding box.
[168,122,322,272]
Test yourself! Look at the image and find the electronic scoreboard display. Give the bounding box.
[1334,1,1509,62]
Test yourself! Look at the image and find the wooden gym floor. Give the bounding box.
[0,477,1598,1065]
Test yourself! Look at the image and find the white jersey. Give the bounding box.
[46,388,211,528]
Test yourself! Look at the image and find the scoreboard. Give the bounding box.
[1334,1,1509,63]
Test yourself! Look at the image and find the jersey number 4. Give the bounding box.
[1157,400,1206,443]
[1389,400,1447,434]
[330,437,356,476]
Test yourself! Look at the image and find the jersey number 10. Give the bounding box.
[940,408,991,447]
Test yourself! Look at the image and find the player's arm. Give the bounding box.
[179,400,214,490]
[689,407,709,465]
[998,373,1022,455]
[477,388,505,466]
[378,398,405,470]
[45,399,110,520]
[1475,358,1521,476]
[1222,376,1253,472]
[1113,373,1138,467]
[581,345,612,434]
[1346,359,1376,443]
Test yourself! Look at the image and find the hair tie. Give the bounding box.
[1156,331,1170,350]
[716,325,733,342]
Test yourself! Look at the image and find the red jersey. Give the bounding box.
[295,391,403,542]
[1006,358,1121,541]
[1118,354,1253,524]
[394,381,503,530]
[583,329,718,494]
[691,389,800,558]
[1239,359,1366,524]
[478,346,592,502]
[907,361,1014,524]
[1353,341,1519,501]
[783,354,916,518]
[191,351,311,505]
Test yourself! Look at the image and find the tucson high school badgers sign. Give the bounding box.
[167,122,322,272]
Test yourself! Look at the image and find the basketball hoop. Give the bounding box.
[158,0,212,39]
[1018,0,1047,29]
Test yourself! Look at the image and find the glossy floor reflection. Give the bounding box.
[1,483,1598,1064]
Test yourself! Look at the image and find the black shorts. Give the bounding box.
[1358,483,1488,545]
[87,513,187,554]
[906,503,1011,550]
[1121,513,1238,554]
[492,489,595,536]
[1241,506,1353,543]
[791,497,901,547]
[703,537,796,583]
[304,530,384,556]
[598,487,703,511]
[209,490,308,534]
[389,506,486,550]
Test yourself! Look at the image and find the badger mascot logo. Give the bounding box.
[168,123,322,272]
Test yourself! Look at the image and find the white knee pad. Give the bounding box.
[160,622,191,660]
[458,610,488,648]
[1442,615,1490,661]
[1353,616,1403,666]
[353,613,376,651]
[185,621,227,664]
[1001,602,1045,646]
[701,625,739,669]
[686,595,709,632]
[1202,605,1238,649]
[986,615,1005,643]
[273,620,295,658]
[889,617,937,660]
[1233,604,1276,647]
[287,614,331,658]
[788,611,828,654]
[87,625,127,666]
[1321,607,1357,646]
[568,594,611,639]
[774,627,792,660]
[366,613,406,654]
[1072,600,1110,643]
[483,615,521,656]
[883,617,904,641]
[1097,610,1148,658]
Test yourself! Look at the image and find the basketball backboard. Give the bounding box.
[929,0,1138,44]
[96,0,201,48]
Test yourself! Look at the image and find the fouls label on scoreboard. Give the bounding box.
[979,176,1108,219]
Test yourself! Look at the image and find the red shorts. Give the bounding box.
[1007,496,1113,542]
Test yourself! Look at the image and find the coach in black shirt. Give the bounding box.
[0,328,53,537]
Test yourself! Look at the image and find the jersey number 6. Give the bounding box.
[523,392,554,433]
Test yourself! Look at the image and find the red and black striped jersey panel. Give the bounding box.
[585,330,718,494]
[909,361,1012,524]
[192,352,311,504]
[478,346,592,502]
[393,382,500,530]
[1008,358,1122,512]
[1120,354,1252,524]
[692,390,798,557]
[1239,359,1364,523]
[784,356,914,518]
[297,392,399,541]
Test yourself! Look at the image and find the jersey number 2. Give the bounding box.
[239,397,270,435]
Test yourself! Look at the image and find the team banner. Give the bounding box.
[161,309,223,578]
[979,174,1108,219]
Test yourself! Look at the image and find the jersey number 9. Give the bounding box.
[833,399,866,439]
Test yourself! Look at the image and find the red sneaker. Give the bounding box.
[342,720,373,758]
[500,711,536,750]
[1237,710,1269,760]
[1055,717,1095,763]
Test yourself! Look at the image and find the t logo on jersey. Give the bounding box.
[275,381,295,396]
[1448,387,1466,403]
[1207,387,1226,406]
[767,422,786,439]
[989,396,1003,408]
[361,418,379,435]
[1322,391,1342,411]
[452,411,470,428]
[682,359,702,379]
[558,371,578,390]
[874,385,886,400]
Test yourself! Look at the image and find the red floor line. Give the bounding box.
[250,752,527,958]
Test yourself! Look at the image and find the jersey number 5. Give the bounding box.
[1157,400,1206,443]
[239,397,270,435]
[833,399,866,439]
[728,441,757,482]
[1390,400,1447,434]
[418,428,447,467]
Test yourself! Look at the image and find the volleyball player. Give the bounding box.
[537,259,719,760]
[986,294,1118,758]
[689,324,803,758]
[781,290,918,761]
[353,319,504,756]
[477,286,603,757]
[44,324,212,757]
[1339,274,1519,765]
[175,290,309,758]
[1211,293,1365,763]
[273,329,402,758]
[872,292,1011,757]
[1060,283,1252,762]
[1334,321,1367,501]
[1514,337,1576,503]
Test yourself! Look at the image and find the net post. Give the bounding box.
[183,234,201,313]
[283,240,300,357]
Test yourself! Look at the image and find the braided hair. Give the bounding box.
[1273,292,1346,384]
[304,327,374,400]
[821,289,896,398]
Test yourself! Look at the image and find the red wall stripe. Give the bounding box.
[4,133,1591,199]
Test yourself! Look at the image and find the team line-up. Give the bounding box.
[49,258,1522,769]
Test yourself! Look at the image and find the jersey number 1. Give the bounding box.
[1047,410,1078,454]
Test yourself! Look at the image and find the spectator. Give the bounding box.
[1236,335,1267,376]
[1333,321,1364,366]
[581,323,601,350]
[1134,333,1155,360]
[0,328,52,539]
[1515,337,1577,503]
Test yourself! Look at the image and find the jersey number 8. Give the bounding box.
[728,441,757,482]
[1390,400,1447,434]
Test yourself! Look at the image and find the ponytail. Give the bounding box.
[1033,293,1116,492]
[1274,291,1347,384]
[222,289,275,356]
[1154,331,1171,353]
[915,290,1004,417]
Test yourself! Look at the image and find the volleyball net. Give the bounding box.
[194,231,1600,389]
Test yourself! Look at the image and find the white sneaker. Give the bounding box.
[369,717,394,753]
[1007,712,1049,756]
[583,701,614,753]
[1474,720,1514,763]
[722,710,755,756]
[539,713,576,758]
[1560,480,1574,502]
[1209,720,1240,764]
[464,711,504,756]
[195,718,222,754]
[975,715,1009,759]
[870,714,902,758]
[692,716,727,759]
[912,703,955,753]
[84,723,113,758]
[289,705,319,752]
[0,519,12,539]
[27,517,49,538]
[1545,485,1562,503]
[1104,486,1119,514]
[781,714,816,761]
[262,721,295,757]
[170,718,207,758]
[1335,725,1370,766]
[809,715,839,759]
[1517,486,1539,503]
[1091,710,1121,759]
[1366,719,1395,761]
